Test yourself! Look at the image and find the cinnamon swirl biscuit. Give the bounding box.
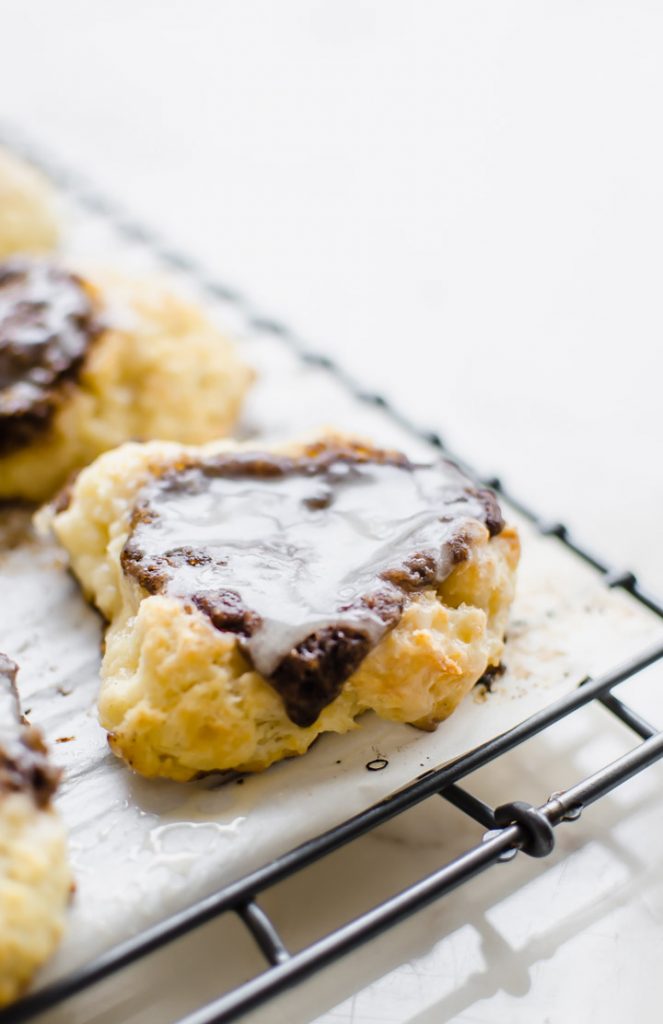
[0,259,253,501]
[49,435,520,780]
[0,655,70,1006]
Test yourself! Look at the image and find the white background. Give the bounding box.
[2,4,663,1023]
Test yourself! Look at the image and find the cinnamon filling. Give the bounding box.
[0,259,100,455]
[0,654,60,808]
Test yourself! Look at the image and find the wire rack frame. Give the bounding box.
[1,128,663,1024]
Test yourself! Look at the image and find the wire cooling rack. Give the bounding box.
[2,130,663,1024]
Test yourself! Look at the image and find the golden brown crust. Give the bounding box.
[0,794,70,1006]
[49,435,520,780]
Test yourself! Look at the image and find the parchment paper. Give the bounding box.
[0,197,661,984]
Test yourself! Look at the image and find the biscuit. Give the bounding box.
[0,148,59,259]
[50,435,520,781]
[0,655,70,1006]
[0,259,253,500]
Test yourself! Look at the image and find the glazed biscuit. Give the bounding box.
[0,259,253,501]
[49,435,520,781]
[0,148,59,259]
[0,655,70,1006]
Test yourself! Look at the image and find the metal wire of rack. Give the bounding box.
[1,129,663,1024]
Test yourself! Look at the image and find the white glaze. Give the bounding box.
[130,456,492,676]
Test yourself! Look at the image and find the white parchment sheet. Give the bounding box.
[0,198,661,985]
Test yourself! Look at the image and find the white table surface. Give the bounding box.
[2,3,662,1022]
